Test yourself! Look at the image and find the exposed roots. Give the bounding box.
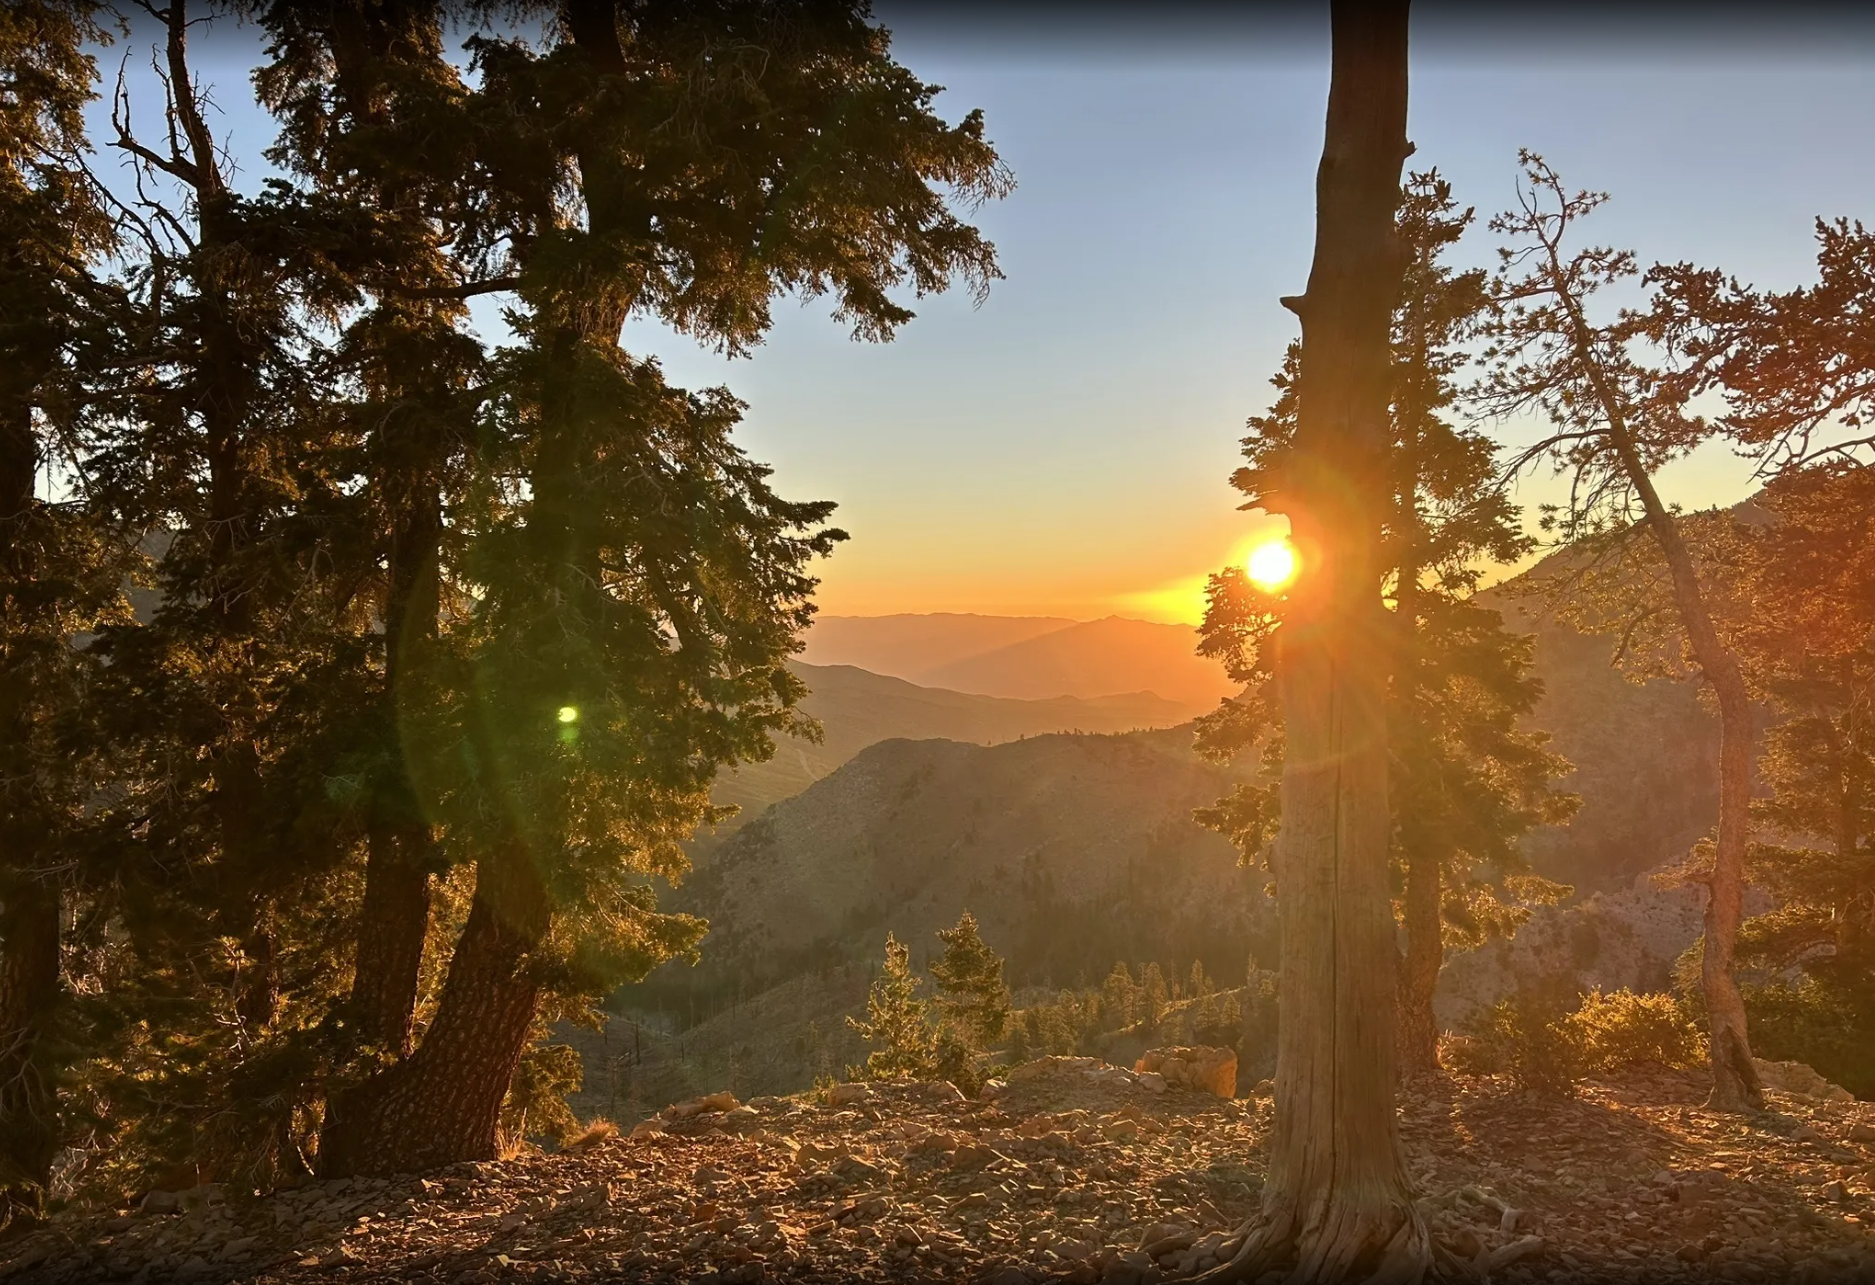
[1187,1198,1429,1285]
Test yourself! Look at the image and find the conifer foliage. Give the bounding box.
[0,0,1008,1202]
[1195,173,1576,1076]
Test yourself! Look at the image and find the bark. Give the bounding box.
[1395,847,1441,1077]
[0,881,61,1236]
[319,840,547,1176]
[322,0,449,1062]
[1546,252,1764,1114]
[1201,3,1424,1281]
[351,829,432,1057]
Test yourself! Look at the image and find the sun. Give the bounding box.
[1246,538,1298,592]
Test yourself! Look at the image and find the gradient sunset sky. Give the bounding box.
[100,6,1875,624]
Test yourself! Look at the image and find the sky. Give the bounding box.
[88,5,1875,624]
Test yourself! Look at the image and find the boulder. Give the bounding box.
[826,1082,874,1106]
[1135,1045,1237,1098]
[1006,1056,1103,1083]
[1753,1058,1855,1103]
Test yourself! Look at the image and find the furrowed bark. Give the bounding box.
[320,840,548,1176]
[324,0,449,1062]
[1199,2,1425,1281]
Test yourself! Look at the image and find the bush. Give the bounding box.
[1445,985,1705,1094]
[1567,988,1706,1073]
[1745,974,1875,1100]
[1447,984,1582,1096]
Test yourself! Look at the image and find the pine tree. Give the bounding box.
[1141,962,1169,1029]
[928,910,1010,1051]
[1101,962,1137,1030]
[846,934,937,1082]
[1478,152,1762,1111]
[0,0,130,1230]
[1197,173,1576,1079]
[317,0,1009,1175]
[1721,465,1875,1094]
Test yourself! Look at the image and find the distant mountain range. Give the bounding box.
[799,613,1236,709]
[710,662,1196,821]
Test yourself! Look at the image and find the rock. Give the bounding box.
[629,1119,665,1139]
[979,1079,1009,1101]
[1849,1122,1875,1145]
[1823,1180,1850,1203]
[1134,1046,1237,1098]
[1006,1056,1102,1083]
[1136,1072,1167,1094]
[1753,1058,1855,1102]
[667,1090,741,1119]
[139,1190,181,1216]
[826,1082,874,1106]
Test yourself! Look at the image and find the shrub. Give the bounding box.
[1567,988,1705,1073]
[1745,975,1875,1100]
[1449,984,1583,1096]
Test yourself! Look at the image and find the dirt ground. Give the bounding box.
[9,1057,1875,1284]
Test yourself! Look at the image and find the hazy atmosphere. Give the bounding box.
[7,3,1875,1284]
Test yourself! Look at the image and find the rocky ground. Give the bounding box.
[9,1058,1875,1285]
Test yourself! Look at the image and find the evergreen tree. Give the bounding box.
[928,910,1009,1050]
[315,0,1009,1175]
[846,934,937,1082]
[1721,465,1875,1095]
[1140,962,1169,1028]
[1478,152,1762,1111]
[1196,173,1575,1076]
[0,0,129,1230]
[1101,962,1137,1030]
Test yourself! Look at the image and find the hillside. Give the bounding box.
[655,727,1275,1036]
[798,614,1077,681]
[916,617,1234,709]
[710,664,1194,821]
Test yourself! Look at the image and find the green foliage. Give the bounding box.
[1449,986,1704,1095]
[928,910,1010,1050]
[1196,172,1576,999]
[846,935,938,1082]
[1743,976,1875,1101]
[1568,989,1706,1073]
[1449,984,1584,1097]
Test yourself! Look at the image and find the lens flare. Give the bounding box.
[557,705,580,725]
[1246,539,1298,592]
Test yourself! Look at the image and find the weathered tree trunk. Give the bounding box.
[320,0,450,1062]
[1395,846,1441,1076]
[319,841,547,1176]
[1548,266,1764,1114]
[1202,3,1424,1281]
[352,829,432,1057]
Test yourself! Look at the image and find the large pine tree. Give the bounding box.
[0,0,130,1231]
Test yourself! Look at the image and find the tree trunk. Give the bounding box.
[319,840,547,1176]
[351,828,432,1056]
[0,880,62,1236]
[1395,846,1441,1077]
[1202,3,1424,1281]
[1549,271,1764,1114]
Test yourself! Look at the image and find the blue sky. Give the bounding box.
[88,5,1875,621]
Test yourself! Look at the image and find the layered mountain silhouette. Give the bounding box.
[800,613,1235,709]
[710,662,1195,821]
